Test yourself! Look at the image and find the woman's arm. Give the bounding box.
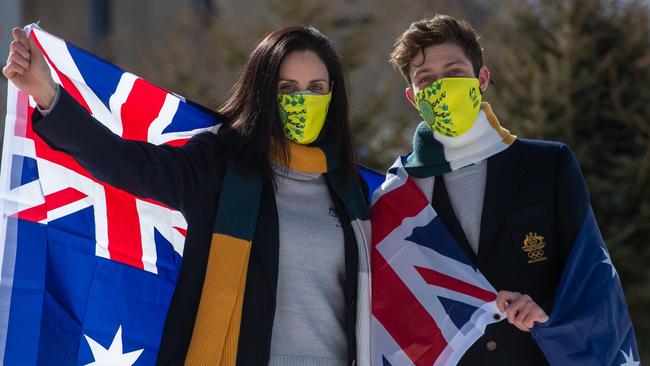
[4,27,223,211]
[32,87,222,212]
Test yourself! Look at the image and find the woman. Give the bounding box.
[3,26,371,365]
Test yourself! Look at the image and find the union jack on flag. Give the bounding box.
[0,24,218,365]
[370,158,503,365]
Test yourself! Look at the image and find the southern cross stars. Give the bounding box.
[601,246,617,278]
[84,325,143,366]
[619,347,640,366]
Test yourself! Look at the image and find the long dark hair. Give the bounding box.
[217,26,357,183]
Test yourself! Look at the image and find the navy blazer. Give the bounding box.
[430,139,590,365]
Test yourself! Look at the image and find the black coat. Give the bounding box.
[429,139,590,365]
[32,88,363,366]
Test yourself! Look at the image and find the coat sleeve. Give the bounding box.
[555,144,591,268]
[31,87,223,212]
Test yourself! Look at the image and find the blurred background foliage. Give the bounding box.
[2,0,648,358]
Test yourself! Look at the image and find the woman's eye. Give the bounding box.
[278,85,293,93]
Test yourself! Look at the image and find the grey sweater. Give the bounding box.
[268,166,347,366]
[442,160,488,254]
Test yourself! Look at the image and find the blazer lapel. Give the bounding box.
[477,141,524,262]
[252,180,280,299]
[432,176,478,263]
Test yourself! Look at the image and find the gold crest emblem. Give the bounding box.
[522,232,547,264]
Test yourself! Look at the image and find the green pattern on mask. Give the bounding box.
[279,94,307,140]
[280,94,307,142]
[414,78,481,137]
[278,92,331,144]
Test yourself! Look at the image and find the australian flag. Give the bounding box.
[530,208,641,365]
[0,24,384,365]
[0,24,219,365]
[370,157,640,365]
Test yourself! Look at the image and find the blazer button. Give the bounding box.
[486,340,497,351]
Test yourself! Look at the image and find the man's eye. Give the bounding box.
[446,69,464,77]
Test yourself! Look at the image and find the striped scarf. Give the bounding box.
[403,103,516,177]
[185,141,369,365]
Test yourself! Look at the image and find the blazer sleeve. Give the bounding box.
[31,87,223,212]
[555,144,591,264]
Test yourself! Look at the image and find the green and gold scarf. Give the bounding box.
[184,140,368,365]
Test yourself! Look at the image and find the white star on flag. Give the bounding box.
[84,325,144,366]
[601,247,617,278]
[619,347,640,366]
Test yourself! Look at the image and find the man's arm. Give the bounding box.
[555,144,591,262]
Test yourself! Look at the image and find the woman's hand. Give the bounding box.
[496,290,549,332]
[2,27,57,109]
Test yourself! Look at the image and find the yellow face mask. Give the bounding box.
[278,92,331,144]
[414,77,482,137]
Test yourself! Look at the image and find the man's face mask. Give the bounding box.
[278,91,331,144]
[413,77,482,137]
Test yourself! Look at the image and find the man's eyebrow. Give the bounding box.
[443,60,468,68]
[412,67,432,79]
[412,59,470,79]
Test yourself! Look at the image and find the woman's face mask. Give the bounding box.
[278,91,331,144]
[414,77,482,137]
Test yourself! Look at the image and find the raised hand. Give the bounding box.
[2,27,57,109]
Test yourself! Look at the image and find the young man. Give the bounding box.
[381,15,591,364]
